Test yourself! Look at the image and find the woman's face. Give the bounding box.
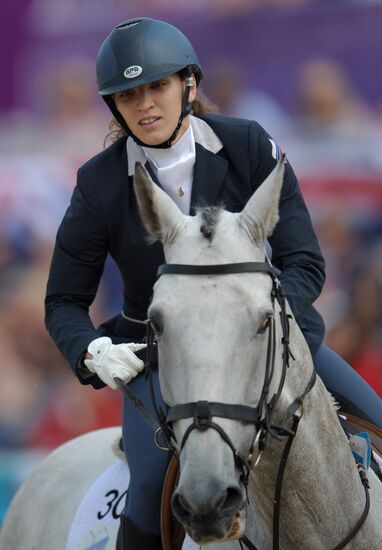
[114,73,197,146]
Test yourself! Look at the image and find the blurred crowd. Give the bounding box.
[0,58,122,452]
[202,57,382,401]
[0,1,382,524]
[1,52,381,453]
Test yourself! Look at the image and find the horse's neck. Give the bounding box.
[248,311,379,548]
[266,301,316,423]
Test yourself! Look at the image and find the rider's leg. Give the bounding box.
[313,344,382,429]
[116,515,163,550]
[120,366,171,547]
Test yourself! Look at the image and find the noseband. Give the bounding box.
[116,260,370,550]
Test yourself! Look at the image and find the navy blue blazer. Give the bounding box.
[45,114,325,389]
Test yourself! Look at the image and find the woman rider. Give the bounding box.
[45,17,382,549]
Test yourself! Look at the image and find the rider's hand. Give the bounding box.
[84,337,146,390]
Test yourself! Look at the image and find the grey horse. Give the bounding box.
[133,159,382,549]
[1,160,381,549]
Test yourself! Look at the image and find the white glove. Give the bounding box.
[84,337,146,390]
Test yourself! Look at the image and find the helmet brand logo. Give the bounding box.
[124,65,143,79]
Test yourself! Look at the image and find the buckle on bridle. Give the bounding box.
[154,427,172,451]
[193,401,212,430]
[248,429,264,468]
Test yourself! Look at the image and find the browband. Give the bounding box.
[157,262,274,277]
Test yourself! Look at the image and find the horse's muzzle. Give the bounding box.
[171,484,245,543]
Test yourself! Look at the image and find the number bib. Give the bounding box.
[66,460,130,550]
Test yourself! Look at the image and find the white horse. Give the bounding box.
[132,160,382,548]
[1,160,381,549]
[0,428,134,550]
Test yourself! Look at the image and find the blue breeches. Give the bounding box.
[313,345,382,428]
[122,344,382,534]
[122,368,171,535]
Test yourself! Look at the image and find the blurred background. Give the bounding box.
[1,0,382,526]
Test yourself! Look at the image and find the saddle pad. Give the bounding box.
[183,534,199,549]
[65,460,130,550]
[65,457,197,550]
[339,412,382,479]
[339,412,382,456]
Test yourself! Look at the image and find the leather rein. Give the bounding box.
[116,260,370,550]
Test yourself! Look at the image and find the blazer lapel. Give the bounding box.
[190,143,228,214]
[144,161,161,185]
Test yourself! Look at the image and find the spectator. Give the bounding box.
[203,60,292,140]
[326,318,382,399]
[287,58,382,176]
[37,57,110,162]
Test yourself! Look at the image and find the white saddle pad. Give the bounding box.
[65,459,198,549]
[183,534,199,549]
[66,460,130,550]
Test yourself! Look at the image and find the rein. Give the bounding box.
[116,260,370,549]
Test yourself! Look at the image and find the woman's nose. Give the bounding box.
[136,88,154,110]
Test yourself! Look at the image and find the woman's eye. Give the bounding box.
[257,317,272,335]
[117,90,133,99]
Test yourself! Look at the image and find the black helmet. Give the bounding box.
[96,17,203,147]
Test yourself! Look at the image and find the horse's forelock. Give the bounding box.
[197,206,221,241]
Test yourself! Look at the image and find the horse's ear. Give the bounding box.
[239,157,286,242]
[133,162,186,243]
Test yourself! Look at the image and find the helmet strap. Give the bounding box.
[103,95,130,134]
[104,66,194,150]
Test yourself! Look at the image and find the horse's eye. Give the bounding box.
[257,317,272,335]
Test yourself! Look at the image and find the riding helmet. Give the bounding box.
[96,17,203,146]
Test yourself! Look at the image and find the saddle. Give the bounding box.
[160,413,382,550]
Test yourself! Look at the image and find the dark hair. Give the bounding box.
[103,75,218,147]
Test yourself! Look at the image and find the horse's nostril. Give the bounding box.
[172,492,193,521]
[221,486,243,512]
[172,485,243,524]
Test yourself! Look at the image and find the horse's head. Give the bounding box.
[134,160,285,544]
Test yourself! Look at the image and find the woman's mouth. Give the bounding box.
[139,116,161,129]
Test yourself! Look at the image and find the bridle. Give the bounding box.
[154,262,312,474]
[116,260,370,550]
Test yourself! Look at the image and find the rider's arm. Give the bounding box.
[249,122,326,319]
[45,168,109,388]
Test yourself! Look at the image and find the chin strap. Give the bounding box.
[103,66,194,149]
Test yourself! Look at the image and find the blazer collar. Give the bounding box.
[125,115,228,213]
[126,115,223,176]
[131,143,229,214]
[190,115,223,154]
